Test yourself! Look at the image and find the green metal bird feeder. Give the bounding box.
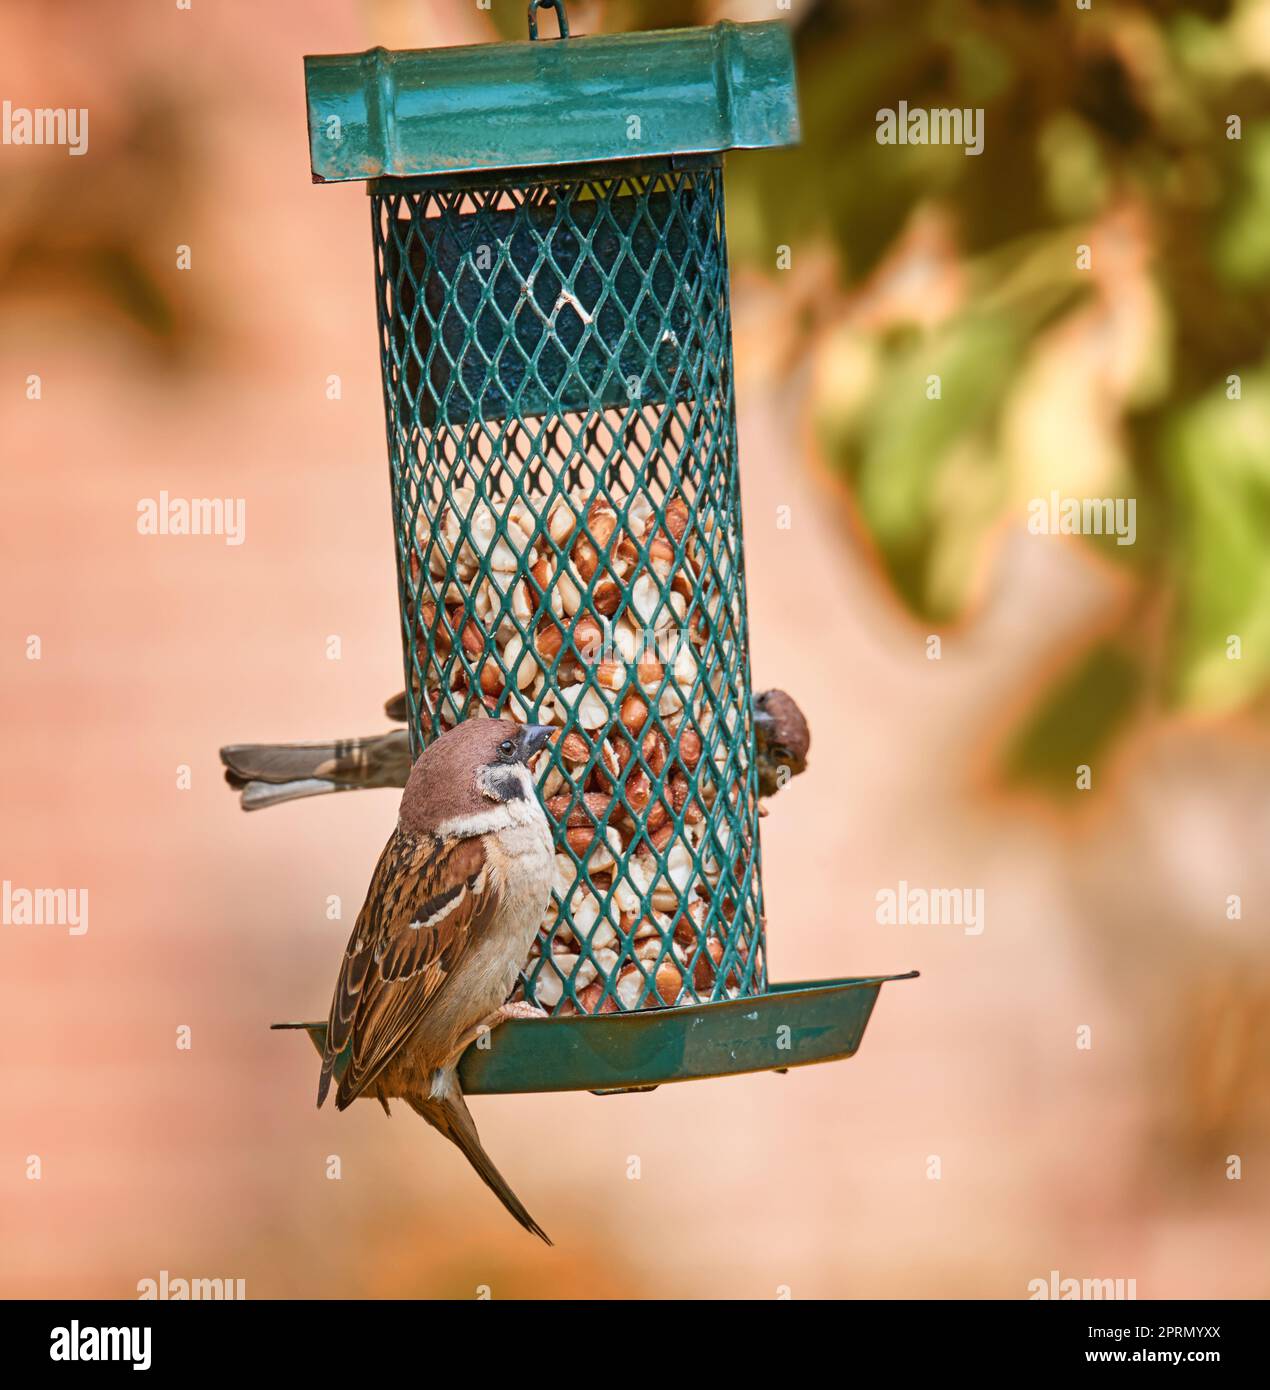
[280,2,915,1094]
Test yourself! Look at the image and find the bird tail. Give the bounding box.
[221,739,369,787]
[237,777,346,811]
[407,1085,552,1246]
[220,733,410,810]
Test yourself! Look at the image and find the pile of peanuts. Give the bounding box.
[409,483,758,1014]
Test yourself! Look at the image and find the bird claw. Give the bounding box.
[499,1001,549,1022]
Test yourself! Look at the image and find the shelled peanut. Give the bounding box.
[408,483,757,1014]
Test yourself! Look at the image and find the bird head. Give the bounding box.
[399,719,554,835]
[753,689,811,797]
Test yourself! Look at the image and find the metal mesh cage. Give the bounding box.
[371,154,765,1016]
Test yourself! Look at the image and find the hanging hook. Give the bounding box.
[527,0,569,41]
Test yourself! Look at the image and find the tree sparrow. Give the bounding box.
[222,691,810,810]
[317,718,557,1244]
[753,688,811,798]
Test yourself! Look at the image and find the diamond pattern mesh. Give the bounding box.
[371,156,765,1014]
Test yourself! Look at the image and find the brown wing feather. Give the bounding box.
[317,830,501,1110]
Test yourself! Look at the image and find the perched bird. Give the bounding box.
[318,718,556,1243]
[753,688,811,799]
[221,690,810,810]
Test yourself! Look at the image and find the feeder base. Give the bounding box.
[272,973,917,1096]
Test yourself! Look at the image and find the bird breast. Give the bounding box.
[479,811,554,1005]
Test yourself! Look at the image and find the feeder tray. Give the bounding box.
[292,2,916,1094]
[273,973,918,1095]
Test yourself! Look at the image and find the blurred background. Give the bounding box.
[3,0,1268,1298]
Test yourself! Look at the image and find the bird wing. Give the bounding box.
[318,830,502,1110]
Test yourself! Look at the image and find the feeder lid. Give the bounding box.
[303,17,798,185]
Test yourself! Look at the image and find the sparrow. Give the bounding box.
[317,718,556,1244]
[753,688,811,799]
[222,690,811,810]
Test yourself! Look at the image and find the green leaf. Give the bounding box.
[1165,368,1270,712]
[1001,642,1143,795]
[1216,122,1270,287]
[831,311,1025,618]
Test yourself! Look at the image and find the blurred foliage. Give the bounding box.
[1165,360,1270,710]
[1003,639,1144,787]
[0,84,201,358]
[566,0,1270,791]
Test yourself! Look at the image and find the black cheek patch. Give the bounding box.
[493,768,527,801]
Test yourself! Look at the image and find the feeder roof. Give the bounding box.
[303,20,799,185]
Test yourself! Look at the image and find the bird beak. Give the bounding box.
[752,708,777,736]
[518,724,555,760]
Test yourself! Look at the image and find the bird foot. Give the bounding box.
[498,1001,549,1021]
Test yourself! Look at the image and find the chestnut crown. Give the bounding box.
[398,719,553,834]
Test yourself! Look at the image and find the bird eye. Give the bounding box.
[499,739,516,758]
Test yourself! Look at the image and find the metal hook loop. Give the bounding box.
[527,0,570,41]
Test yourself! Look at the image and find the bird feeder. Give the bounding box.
[280,2,914,1095]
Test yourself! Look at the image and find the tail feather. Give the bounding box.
[237,777,344,811]
[408,1088,552,1246]
[221,741,353,785]
[219,731,411,809]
